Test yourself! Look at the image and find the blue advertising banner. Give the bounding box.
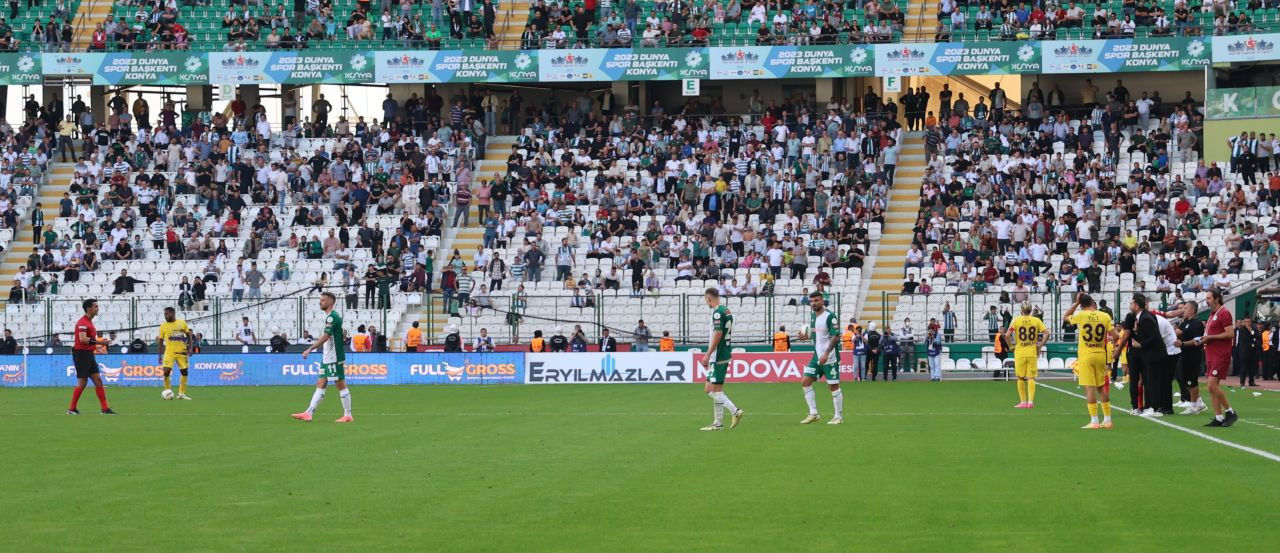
[0,353,524,387]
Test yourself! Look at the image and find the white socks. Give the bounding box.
[832,389,843,418]
[710,392,723,425]
[306,388,325,414]
[803,386,818,415]
[718,392,739,415]
[339,389,352,416]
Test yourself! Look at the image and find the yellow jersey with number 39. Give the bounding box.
[1010,315,1046,357]
[1068,310,1113,358]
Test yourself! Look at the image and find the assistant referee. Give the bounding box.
[68,299,115,415]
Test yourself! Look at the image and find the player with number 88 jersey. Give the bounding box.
[1007,302,1047,408]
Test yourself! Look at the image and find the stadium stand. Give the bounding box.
[885,80,1280,368]
[0,0,77,51]
[0,91,483,349]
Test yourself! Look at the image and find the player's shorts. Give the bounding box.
[72,349,98,378]
[1206,353,1230,380]
[804,355,840,383]
[1014,354,1038,378]
[162,353,189,370]
[1075,355,1109,387]
[320,362,345,382]
[705,347,731,384]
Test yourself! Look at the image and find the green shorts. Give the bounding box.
[804,355,840,382]
[706,348,732,384]
[320,362,345,382]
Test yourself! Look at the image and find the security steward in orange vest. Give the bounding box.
[530,330,547,352]
[659,331,675,352]
[773,325,790,352]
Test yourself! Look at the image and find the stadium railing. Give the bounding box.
[424,290,850,348]
[5,292,404,348]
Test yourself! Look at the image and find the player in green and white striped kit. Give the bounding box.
[292,292,354,423]
[799,291,844,425]
[701,288,743,431]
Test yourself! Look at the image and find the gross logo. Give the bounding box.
[16,55,35,72]
[514,53,532,69]
[409,359,518,382]
[1017,44,1036,62]
[849,47,868,64]
[349,54,368,70]
[78,361,167,383]
[184,55,203,72]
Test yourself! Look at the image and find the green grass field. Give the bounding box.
[2,381,1278,553]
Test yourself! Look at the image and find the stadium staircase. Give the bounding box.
[0,164,73,307]
[905,0,938,42]
[393,136,515,345]
[69,0,113,49]
[497,1,530,48]
[857,133,925,329]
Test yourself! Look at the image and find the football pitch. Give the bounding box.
[2,381,1278,553]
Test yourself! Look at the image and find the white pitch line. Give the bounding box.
[1038,382,1280,463]
[1238,419,1280,432]
[0,411,1084,417]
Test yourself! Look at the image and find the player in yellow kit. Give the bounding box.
[1063,293,1114,429]
[157,307,194,400]
[1006,302,1047,409]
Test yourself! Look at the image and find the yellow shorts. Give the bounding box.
[1015,355,1038,378]
[1076,356,1109,387]
[162,353,189,370]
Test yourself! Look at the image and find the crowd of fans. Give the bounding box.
[521,0,907,49]
[936,0,1278,41]
[9,87,490,315]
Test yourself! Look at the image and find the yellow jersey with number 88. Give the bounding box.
[1010,315,1046,357]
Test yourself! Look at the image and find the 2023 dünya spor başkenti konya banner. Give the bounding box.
[1040,37,1210,73]
[536,48,711,81]
[873,42,1040,76]
[0,353,524,387]
[373,50,541,83]
[40,53,207,84]
[209,50,375,84]
[708,45,873,79]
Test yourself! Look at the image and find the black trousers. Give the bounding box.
[867,353,880,380]
[1235,353,1257,386]
[1128,354,1146,411]
[883,355,899,380]
[1144,352,1173,413]
[1264,350,1279,380]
